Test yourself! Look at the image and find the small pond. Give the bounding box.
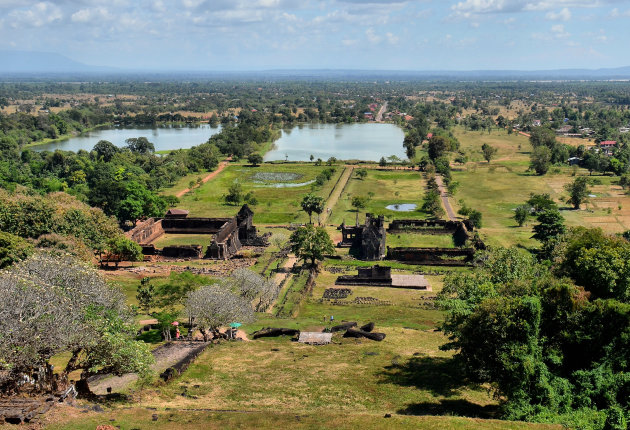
[264,123,405,162]
[385,203,418,212]
[33,124,222,153]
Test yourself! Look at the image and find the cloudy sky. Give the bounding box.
[0,0,629,71]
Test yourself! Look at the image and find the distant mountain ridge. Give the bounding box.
[0,50,116,73]
[1,50,630,80]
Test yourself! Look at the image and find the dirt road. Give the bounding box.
[320,165,354,224]
[375,101,388,122]
[435,175,456,221]
[175,159,230,198]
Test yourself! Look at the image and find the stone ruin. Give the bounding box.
[337,214,386,260]
[336,265,430,290]
[337,215,484,266]
[127,204,268,260]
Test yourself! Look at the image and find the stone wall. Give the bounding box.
[386,247,475,266]
[127,218,164,244]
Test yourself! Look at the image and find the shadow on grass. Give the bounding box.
[379,355,498,418]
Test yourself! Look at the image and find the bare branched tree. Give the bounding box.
[0,253,153,395]
[229,268,280,312]
[185,285,254,342]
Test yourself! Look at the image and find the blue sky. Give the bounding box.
[1,0,629,71]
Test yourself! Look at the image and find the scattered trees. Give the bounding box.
[224,181,244,206]
[513,205,530,227]
[351,195,369,224]
[355,168,368,180]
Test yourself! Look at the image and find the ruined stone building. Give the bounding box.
[338,214,386,260]
[127,204,266,260]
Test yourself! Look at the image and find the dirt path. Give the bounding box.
[89,341,208,395]
[435,175,456,221]
[321,165,354,224]
[175,159,230,198]
[269,255,298,313]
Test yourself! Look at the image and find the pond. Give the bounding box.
[33,124,222,153]
[385,203,418,212]
[264,123,405,162]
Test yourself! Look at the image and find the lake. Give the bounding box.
[264,123,405,162]
[33,124,222,153]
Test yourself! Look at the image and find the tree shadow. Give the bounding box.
[379,355,498,418]
[398,399,498,418]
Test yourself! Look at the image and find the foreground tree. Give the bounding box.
[290,224,335,267]
[185,285,254,341]
[437,247,630,430]
[0,253,153,396]
[227,268,280,312]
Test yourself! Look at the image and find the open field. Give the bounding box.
[451,127,630,247]
[167,163,343,224]
[328,169,427,225]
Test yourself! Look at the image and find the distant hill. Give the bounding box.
[0,50,116,74]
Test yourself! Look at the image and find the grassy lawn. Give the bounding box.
[329,169,428,225]
[451,127,630,247]
[152,234,214,254]
[169,163,343,224]
[387,233,456,248]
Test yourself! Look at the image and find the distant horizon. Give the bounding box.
[1,1,629,72]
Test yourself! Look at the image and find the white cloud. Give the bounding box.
[365,27,381,42]
[545,7,571,20]
[386,31,399,43]
[9,2,62,28]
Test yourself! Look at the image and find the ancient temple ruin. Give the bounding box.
[338,214,386,260]
[127,204,267,260]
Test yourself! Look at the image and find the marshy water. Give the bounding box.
[385,203,418,211]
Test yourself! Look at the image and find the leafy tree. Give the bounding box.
[355,168,368,180]
[0,231,32,269]
[92,140,119,162]
[125,137,155,154]
[107,237,143,267]
[379,156,387,167]
[300,193,325,224]
[351,195,369,224]
[289,224,335,267]
[530,146,552,175]
[224,181,243,206]
[467,210,483,228]
[514,205,531,227]
[428,135,449,160]
[247,153,263,166]
[565,176,590,209]
[481,143,498,163]
[422,190,444,219]
[529,127,556,149]
[532,209,565,258]
[526,193,557,213]
[136,277,155,314]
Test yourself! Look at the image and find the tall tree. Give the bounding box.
[564,176,590,209]
[290,224,335,267]
[481,143,498,163]
[301,193,325,224]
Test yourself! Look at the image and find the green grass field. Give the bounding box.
[328,169,428,225]
[169,163,343,224]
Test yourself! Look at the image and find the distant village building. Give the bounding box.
[599,140,616,156]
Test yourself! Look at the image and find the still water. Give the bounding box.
[33,124,222,153]
[264,123,405,162]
